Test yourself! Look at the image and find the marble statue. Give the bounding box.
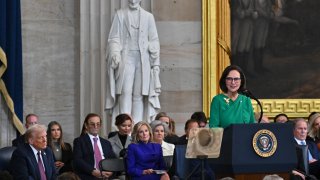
[105,0,161,124]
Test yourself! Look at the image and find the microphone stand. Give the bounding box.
[240,89,264,123]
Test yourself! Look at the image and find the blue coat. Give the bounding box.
[127,141,166,180]
[9,143,57,180]
[73,134,116,180]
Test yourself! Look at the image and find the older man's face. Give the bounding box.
[30,130,47,151]
[294,120,308,141]
[86,116,101,136]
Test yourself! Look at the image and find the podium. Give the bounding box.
[209,123,297,179]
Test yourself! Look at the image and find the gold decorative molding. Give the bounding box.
[202,0,230,116]
[202,1,320,119]
[253,99,320,119]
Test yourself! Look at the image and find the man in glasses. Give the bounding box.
[73,113,116,180]
[12,113,39,147]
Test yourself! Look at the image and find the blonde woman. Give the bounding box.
[307,113,320,159]
[126,121,169,180]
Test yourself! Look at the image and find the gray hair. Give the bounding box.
[149,120,169,135]
[25,124,47,142]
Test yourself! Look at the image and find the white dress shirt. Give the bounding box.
[161,141,175,156]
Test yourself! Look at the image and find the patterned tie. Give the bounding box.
[37,151,47,180]
[93,137,103,170]
[301,141,313,161]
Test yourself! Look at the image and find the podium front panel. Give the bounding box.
[209,123,297,174]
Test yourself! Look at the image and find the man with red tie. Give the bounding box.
[9,124,56,180]
[73,113,116,180]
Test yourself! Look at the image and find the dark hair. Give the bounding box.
[184,119,199,131]
[115,114,133,126]
[191,111,207,123]
[274,113,289,123]
[47,121,69,151]
[25,113,38,121]
[25,113,38,124]
[219,65,246,93]
[57,172,80,180]
[81,113,101,135]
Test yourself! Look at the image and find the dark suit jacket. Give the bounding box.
[176,135,188,145]
[12,134,26,147]
[294,138,320,179]
[9,143,56,180]
[54,142,73,174]
[306,136,320,160]
[164,134,179,145]
[73,134,116,180]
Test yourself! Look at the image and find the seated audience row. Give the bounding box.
[9,110,261,180]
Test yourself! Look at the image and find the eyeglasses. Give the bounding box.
[226,77,241,83]
[88,123,101,127]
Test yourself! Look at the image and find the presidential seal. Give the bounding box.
[252,129,277,157]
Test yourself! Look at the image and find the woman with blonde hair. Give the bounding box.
[306,112,320,160]
[127,121,169,180]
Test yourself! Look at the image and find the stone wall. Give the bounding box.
[21,0,80,143]
[20,0,202,144]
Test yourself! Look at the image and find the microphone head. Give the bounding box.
[240,89,255,99]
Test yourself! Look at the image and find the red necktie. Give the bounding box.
[37,151,47,180]
[93,137,103,170]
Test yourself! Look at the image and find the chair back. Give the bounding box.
[163,155,173,171]
[99,158,125,172]
[295,144,309,175]
[0,146,16,171]
[174,145,191,179]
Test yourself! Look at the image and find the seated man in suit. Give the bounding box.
[293,118,320,179]
[9,124,57,180]
[73,113,116,180]
[12,113,39,147]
